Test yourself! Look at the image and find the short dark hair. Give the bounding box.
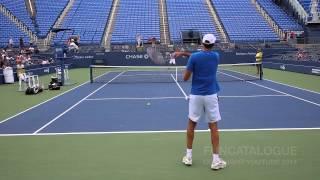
[203,43,214,49]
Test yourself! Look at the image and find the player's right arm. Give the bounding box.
[174,51,191,58]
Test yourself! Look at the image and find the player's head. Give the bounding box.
[202,34,216,49]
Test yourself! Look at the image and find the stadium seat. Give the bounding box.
[211,0,279,42]
[53,0,112,45]
[166,0,220,43]
[34,0,69,37]
[1,0,35,32]
[257,0,303,31]
[111,0,161,44]
[0,13,30,47]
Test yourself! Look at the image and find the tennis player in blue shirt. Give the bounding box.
[175,34,226,170]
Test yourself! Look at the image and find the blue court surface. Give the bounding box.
[0,70,319,136]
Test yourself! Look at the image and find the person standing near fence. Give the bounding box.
[255,48,263,75]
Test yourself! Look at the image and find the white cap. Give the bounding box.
[202,34,216,45]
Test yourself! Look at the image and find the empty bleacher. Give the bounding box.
[34,0,69,37]
[54,0,112,44]
[166,0,219,43]
[299,0,312,12]
[1,0,310,46]
[111,0,160,44]
[1,0,34,32]
[211,0,279,42]
[257,0,303,31]
[0,13,29,47]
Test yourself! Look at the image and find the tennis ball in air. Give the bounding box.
[146,102,151,106]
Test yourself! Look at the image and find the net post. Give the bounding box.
[90,65,93,83]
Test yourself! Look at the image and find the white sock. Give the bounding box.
[213,154,220,162]
[186,149,192,158]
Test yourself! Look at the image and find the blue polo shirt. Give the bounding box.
[186,51,220,95]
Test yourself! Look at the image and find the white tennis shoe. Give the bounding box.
[182,156,192,166]
[211,158,227,170]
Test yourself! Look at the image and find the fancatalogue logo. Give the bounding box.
[125,54,149,60]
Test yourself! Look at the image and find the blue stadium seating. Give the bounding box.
[211,0,279,42]
[257,0,303,31]
[166,0,219,43]
[35,0,68,37]
[1,0,308,46]
[111,0,160,44]
[0,13,29,47]
[1,0,34,32]
[299,0,311,12]
[54,0,112,44]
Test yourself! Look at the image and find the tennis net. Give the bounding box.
[90,63,263,83]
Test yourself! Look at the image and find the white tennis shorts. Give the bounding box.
[169,58,176,65]
[188,94,221,123]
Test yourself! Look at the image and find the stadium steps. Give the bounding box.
[159,0,170,44]
[38,0,76,51]
[252,0,285,40]
[0,4,37,44]
[309,0,320,23]
[205,0,229,43]
[102,0,120,50]
[288,0,309,22]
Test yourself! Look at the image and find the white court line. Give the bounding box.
[1,127,320,137]
[85,96,186,101]
[219,94,289,98]
[0,69,112,124]
[171,74,188,100]
[85,94,289,101]
[121,73,174,77]
[248,81,320,107]
[265,78,320,95]
[263,61,320,69]
[219,71,320,107]
[33,72,125,134]
[0,81,88,124]
[225,68,320,95]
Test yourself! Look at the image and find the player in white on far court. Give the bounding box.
[169,51,176,65]
[175,34,226,170]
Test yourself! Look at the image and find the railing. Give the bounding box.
[287,0,309,23]
[253,0,286,40]
[159,0,170,44]
[205,0,229,43]
[308,0,320,23]
[42,0,75,49]
[102,0,120,50]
